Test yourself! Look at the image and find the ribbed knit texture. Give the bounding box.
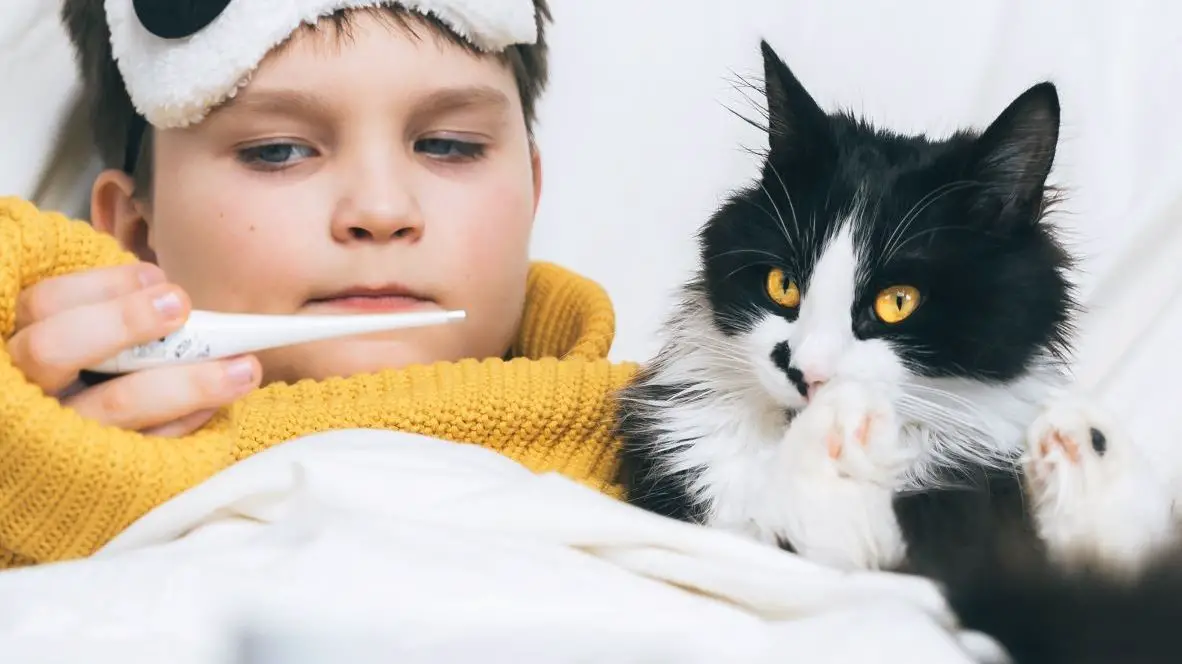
[0,197,638,568]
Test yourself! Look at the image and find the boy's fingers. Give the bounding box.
[8,284,191,394]
[141,409,220,439]
[14,264,165,331]
[61,356,261,433]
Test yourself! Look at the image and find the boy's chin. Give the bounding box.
[255,335,469,385]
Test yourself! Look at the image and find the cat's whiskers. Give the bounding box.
[899,385,981,419]
[736,198,797,257]
[767,166,802,241]
[719,72,774,146]
[881,180,982,264]
[882,179,975,254]
[708,248,783,264]
[900,381,981,412]
[757,181,798,256]
[810,209,820,259]
[888,224,982,257]
[895,382,1024,484]
[898,396,984,437]
[721,261,760,282]
[723,70,773,124]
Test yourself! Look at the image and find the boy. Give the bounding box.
[0,0,637,568]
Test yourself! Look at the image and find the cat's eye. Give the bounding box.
[874,285,921,324]
[765,268,801,308]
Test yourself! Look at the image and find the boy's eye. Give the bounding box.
[237,142,317,169]
[414,138,486,161]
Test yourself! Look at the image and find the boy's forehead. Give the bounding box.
[215,12,519,117]
[274,8,476,58]
[272,9,488,67]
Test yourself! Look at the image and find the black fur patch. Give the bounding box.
[948,537,1182,664]
[613,367,704,523]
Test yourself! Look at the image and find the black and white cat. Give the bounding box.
[615,40,1182,663]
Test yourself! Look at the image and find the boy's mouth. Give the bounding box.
[304,284,435,314]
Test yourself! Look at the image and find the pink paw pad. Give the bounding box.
[826,415,876,460]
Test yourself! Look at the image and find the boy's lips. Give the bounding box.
[304,284,435,314]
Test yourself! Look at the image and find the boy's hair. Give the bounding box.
[61,1,552,185]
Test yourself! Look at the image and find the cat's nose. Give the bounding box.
[788,366,829,401]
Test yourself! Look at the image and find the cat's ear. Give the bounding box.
[760,40,831,161]
[969,82,1060,225]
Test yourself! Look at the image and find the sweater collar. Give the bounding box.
[510,261,617,361]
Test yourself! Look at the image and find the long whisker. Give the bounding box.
[889,224,988,256]
[736,199,794,252]
[902,382,982,412]
[757,181,796,250]
[883,179,974,255]
[722,259,770,282]
[708,248,783,263]
[882,180,983,263]
[767,166,801,240]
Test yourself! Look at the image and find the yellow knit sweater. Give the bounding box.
[0,197,639,569]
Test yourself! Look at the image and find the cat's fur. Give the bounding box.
[615,40,1181,663]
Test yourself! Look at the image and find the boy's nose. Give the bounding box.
[331,190,423,244]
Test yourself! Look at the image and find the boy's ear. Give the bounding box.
[90,169,158,263]
[530,144,543,214]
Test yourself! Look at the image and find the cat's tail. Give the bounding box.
[946,541,1182,664]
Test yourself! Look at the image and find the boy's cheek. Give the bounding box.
[446,192,534,287]
[436,178,534,342]
[149,208,313,312]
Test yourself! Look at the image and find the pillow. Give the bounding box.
[0,0,98,218]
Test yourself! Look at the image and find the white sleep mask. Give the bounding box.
[105,0,539,132]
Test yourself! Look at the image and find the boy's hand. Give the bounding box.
[8,263,262,437]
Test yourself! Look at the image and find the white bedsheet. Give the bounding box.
[0,429,990,664]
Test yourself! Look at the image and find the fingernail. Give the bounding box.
[138,265,165,288]
[225,358,257,387]
[152,292,183,318]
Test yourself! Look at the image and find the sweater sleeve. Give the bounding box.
[0,197,639,566]
[1,356,636,566]
[0,197,234,563]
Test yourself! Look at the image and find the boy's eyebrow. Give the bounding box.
[214,85,511,122]
[408,85,512,121]
[216,89,336,120]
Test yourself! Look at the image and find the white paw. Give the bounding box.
[789,382,912,486]
[1024,395,1176,574]
[762,383,909,570]
[1023,396,1121,502]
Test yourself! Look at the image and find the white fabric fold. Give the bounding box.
[0,429,988,663]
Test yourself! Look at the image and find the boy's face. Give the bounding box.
[94,12,541,384]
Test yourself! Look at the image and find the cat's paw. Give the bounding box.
[792,382,911,485]
[1023,395,1121,498]
[1023,395,1176,574]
